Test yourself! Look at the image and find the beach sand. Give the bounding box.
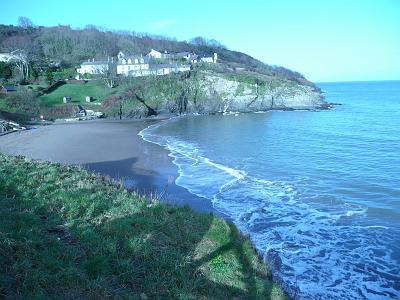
[0,119,214,213]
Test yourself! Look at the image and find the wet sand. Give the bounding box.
[0,119,214,213]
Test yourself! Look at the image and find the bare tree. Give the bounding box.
[17,16,34,28]
[9,50,29,81]
[189,37,226,49]
[100,59,118,88]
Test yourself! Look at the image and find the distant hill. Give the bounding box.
[0,24,313,86]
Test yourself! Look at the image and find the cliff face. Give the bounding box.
[195,73,325,113]
[104,69,326,118]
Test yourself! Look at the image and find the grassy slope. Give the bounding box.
[0,154,288,299]
[39,81,121,106]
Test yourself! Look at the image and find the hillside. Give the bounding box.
[0,24,326,121]
[0,154,288,299]
[0,24,313,85]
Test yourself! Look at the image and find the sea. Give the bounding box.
[139,81,400,299]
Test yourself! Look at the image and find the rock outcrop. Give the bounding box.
[105,69,326,118]
[194,73,325,113]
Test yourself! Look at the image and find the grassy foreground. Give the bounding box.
[0,154,287,299]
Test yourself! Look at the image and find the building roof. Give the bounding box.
[118,56,148,64]
[81,61,108,65]
[1,85,17,91]
[175,52,191,58]
[150,63,179,69]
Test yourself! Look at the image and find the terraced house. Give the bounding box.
[116,52,150,76]
[77,50,211,77]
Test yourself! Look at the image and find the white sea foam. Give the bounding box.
[344,208,368,217]
[200,156,246,180]
[361,225,390,230]
[138,117,400,300]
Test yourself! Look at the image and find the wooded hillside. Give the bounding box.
[0,23,310,84]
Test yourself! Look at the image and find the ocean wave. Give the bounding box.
[138,119,400,300]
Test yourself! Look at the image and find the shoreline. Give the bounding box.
[0,114,301,297]
[0,153,288,299]
[0,118,215,214]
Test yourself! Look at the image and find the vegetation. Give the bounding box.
[0,62,12,83]
[0,22,309,83]
[0,21,321,120]
[1,88,39,115]
[0,154,288,299]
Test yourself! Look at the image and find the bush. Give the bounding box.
[5,89,40,116]
[0,62,12,80]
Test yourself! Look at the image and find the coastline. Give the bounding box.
[0,118,215,213]
[0,116,292,298]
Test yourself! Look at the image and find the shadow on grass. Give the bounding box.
[0,158,283,299]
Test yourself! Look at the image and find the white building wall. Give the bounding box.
[200,57,214,63]
[117,63,150,76]
[0,54,13,62]
[77,64,108,75]
[148,49,162,59]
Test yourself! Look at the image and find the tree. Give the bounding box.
[17,16,34,28]
[100,60,118,88]
[190,36,207,46]
[9,50,29,82]
[189,37,226,49]
[45,69,54,85]
[0,62,12,80]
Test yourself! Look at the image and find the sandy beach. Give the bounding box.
[0,119,214,213]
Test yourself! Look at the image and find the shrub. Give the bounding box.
[5,89,40,116]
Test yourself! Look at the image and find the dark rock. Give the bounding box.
[264,248,282,271]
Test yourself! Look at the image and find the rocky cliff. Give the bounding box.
[196,72,325,113]
[103,68,326,118]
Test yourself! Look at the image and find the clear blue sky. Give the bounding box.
[1,0,399,82]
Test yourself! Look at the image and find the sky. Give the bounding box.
[0,0,399,82]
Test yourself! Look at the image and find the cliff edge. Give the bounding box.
[103,66,326,118]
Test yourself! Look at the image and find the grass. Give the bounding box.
[26,83,48,91]
[0,154,288,299]
[39,80,122,107]
[0,97,13,112]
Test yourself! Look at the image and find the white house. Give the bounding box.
[0,50,27,62]
[177,65,191,72]
[149,64,191,76]
[116,52,150,76]
[0,53,13,62]
[146,49,177,59]
[77,58,109,75]
[147,49,163,59]
[200,53,218,63]
[77,50,193,77]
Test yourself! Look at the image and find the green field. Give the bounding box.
[0,154,288,299]
[39,81,121,106]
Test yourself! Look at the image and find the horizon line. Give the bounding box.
[316,79,400,84]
